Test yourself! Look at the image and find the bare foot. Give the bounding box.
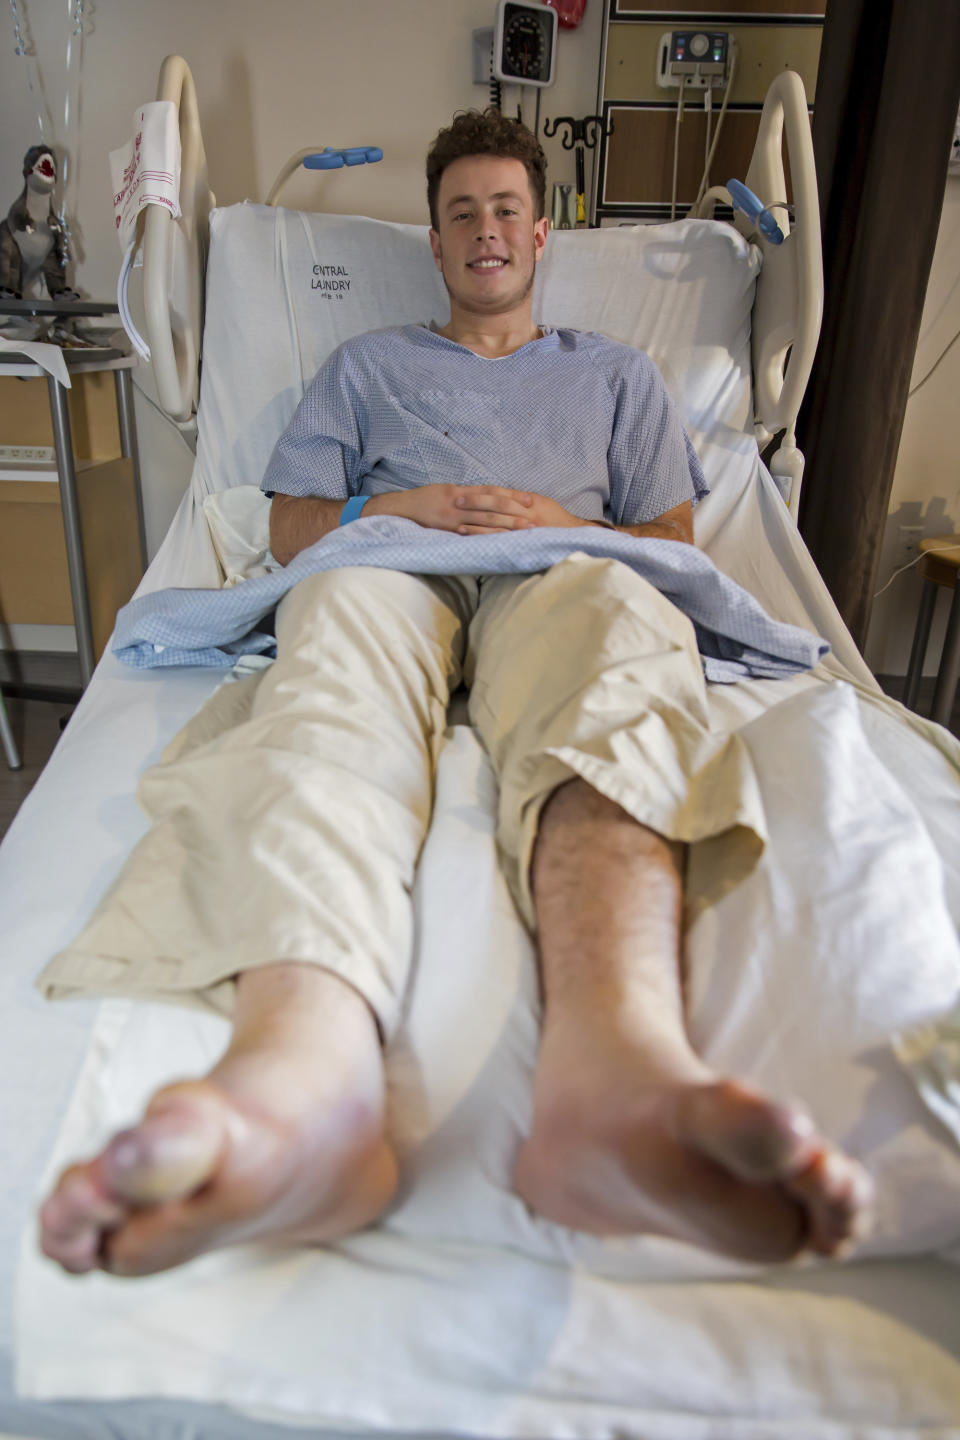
[513,1037,873,1263]
[39,966,398,1277]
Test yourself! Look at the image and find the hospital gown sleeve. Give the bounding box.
[260,345,365,500]
[607,350,709,526]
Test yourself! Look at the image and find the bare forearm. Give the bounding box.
[268,487,694,563]
[270,487,503,563]
[269,494,345,565]
[608,499,694,545]
[611,519,692,544]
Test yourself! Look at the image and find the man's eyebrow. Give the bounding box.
[445,190,525,210]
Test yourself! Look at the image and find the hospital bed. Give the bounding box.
[2,56,960,1440]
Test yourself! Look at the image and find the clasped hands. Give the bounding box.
[366,484,590,535]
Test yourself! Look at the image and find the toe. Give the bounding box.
[676,1080,819,1182]
[39,1166,128,1274]
[787,1148,874,1257]
[41,1227,101,1274]
[51,1169,127,1229]
[40,1166,126,1240]
[672,1080,873,1262]
[99,1202,221,1277]
[99,1086,227,1204]
[38,1086,228,1276]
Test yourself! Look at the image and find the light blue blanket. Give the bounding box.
[113,518,829,682]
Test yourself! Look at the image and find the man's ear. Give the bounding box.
[429,228,443,271]
[533,216,549,263]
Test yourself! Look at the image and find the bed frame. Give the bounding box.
[10,58,960,1440]
[140,56,821,518]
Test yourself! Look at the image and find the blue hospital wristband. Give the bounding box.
[340,495,372,525]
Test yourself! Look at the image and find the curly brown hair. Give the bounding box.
[426,108,547,229]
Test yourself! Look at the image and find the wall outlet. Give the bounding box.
[896,525,924,568]
[0,444,54,463]
[657,30,732,89]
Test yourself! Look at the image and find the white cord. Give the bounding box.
[909,326,960,398]
[671,76,686,221]
[119,236,153,360]
[130,373,197,455]
[694,44,737,212]
[704,89,712,171]
[873,541,960,599]
[117,236,151,361]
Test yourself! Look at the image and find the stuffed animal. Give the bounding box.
[0,144,74,299]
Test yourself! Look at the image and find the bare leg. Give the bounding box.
[514,779,873,1262]
[39,570,474,1279]
[40,963,397,1276]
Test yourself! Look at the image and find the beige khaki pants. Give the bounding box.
[39,557,765,1038]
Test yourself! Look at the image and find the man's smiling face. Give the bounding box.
[429,155,548,320]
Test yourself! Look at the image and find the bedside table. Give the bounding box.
[903,534,960,728]
[0,299,147,690]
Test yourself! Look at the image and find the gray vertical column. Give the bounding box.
[0,688,21,770]
[47,373,95,688]
[931,584,960,728]
[114,364,148,570]
[903,578,937,710]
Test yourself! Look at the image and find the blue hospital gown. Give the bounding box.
[261,324,708,525]
[112,324,827,680]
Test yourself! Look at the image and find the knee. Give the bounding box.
[578,557,698,648]
[524,556,699,665]
[539,777,618,831]
[539,776,668,835]
[276,567,426,646]
[279,566,379,615]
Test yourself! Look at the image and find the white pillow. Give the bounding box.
[193,206,759,502]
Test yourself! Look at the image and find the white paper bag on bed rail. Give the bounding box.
[110,101,181,251]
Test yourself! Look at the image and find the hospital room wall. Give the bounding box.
[2,1,955,678]
[864,178,960,677]
[0,0,605,651]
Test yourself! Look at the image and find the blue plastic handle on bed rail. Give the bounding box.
[303,147,383,170]
[726,179,784,245]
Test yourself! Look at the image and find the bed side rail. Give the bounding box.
[143,55,214,426]
[747,70,823,445]
[699,69,822,517]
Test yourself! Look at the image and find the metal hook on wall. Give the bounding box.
[542,114,615,225]
[542,114,614,150]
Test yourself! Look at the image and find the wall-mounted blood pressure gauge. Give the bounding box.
[493,0,558,87]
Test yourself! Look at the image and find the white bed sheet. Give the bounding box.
[2,497,959,1438]
[3,637,960,1436]
[2,209,960,1437]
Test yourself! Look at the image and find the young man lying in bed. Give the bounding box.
[39,109,873,1279]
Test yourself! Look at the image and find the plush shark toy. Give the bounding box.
[0,144,74,300]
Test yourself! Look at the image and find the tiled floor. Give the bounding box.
[1,655,959,845]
